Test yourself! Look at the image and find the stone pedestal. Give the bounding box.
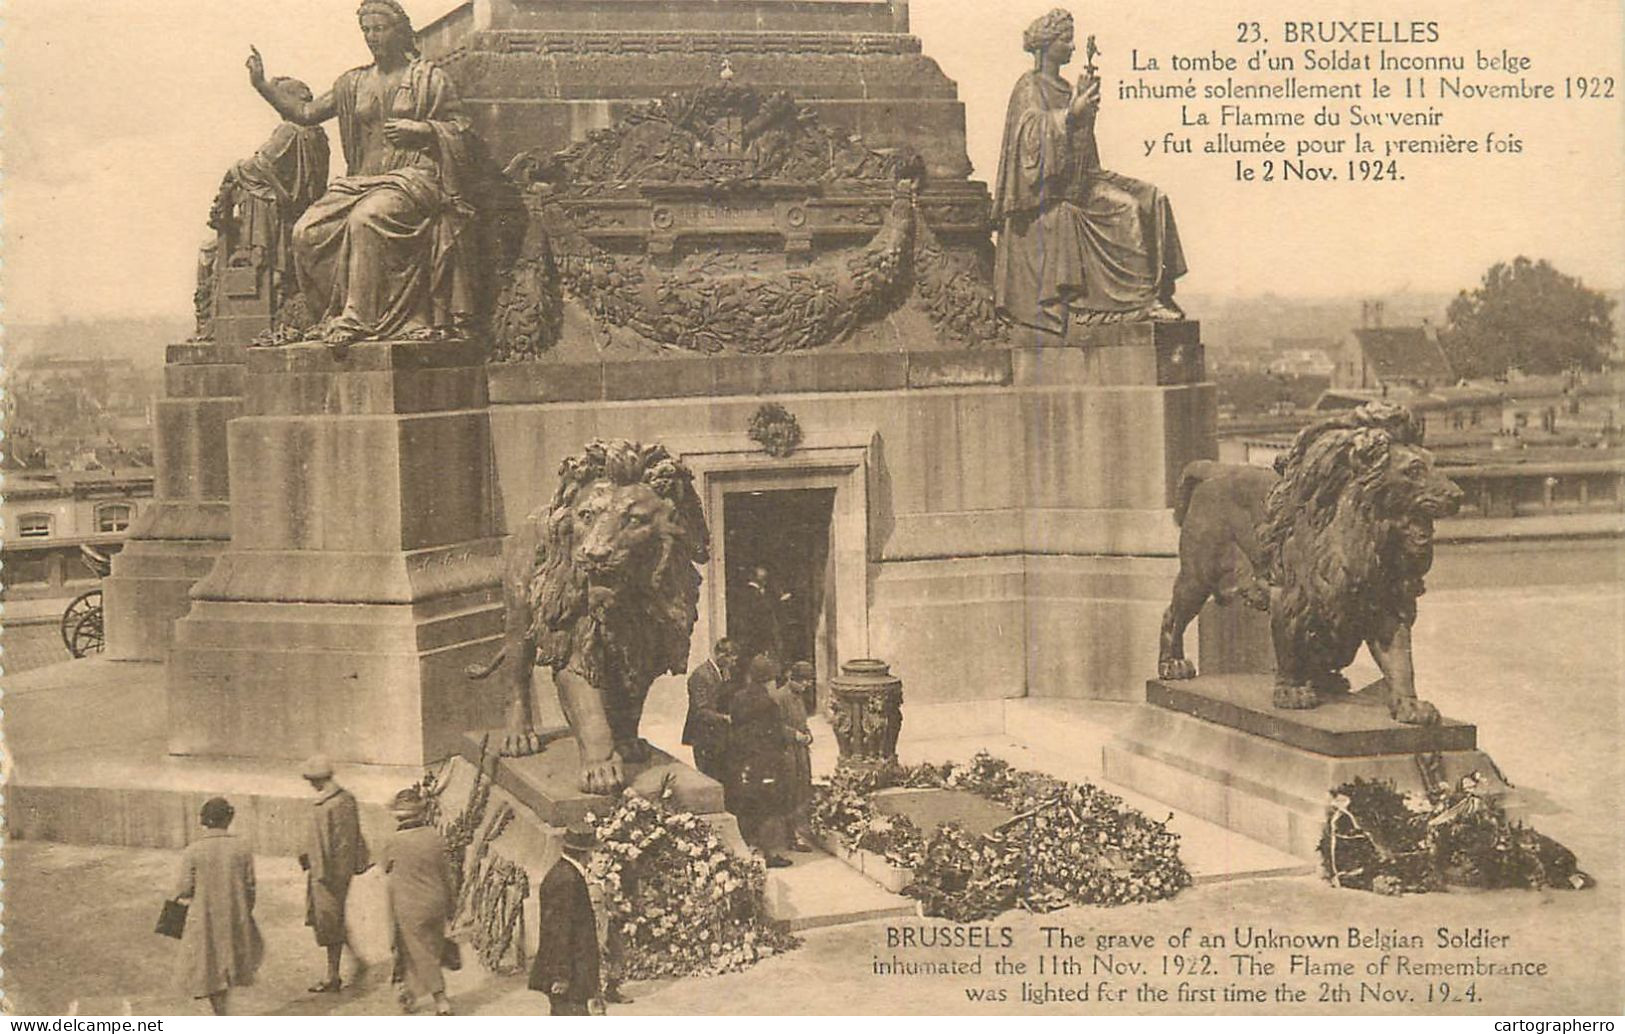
[1012,320,1217,702]
[166,340,509,767]
[1105,675,1510,860]
[104,343,247,660]
[459,730,725,827]
[421,0,977,182]
[1197,599,1275,676]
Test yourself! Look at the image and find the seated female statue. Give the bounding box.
[993,8,1188,334]
[246,0,480,346]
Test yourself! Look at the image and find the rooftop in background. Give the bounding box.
[1316,384,1504,412]
[2,468,157,501]
[1351,326,1455,386]
[1494,369,1625,400]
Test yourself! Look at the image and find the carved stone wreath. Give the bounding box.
[747,402,803,458]
[488,82,1002,361]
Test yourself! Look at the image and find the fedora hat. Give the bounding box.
[391,788,427,820]
[301,754,335,780]
[561,822,597,854]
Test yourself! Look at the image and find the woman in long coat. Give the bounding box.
[382,788,457,1015]
[172,797,263,1015]
[768,661,816,850]
[728,655,794,868]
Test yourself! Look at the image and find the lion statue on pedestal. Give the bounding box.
[1157,402,1464,724]
[469,439,709,793]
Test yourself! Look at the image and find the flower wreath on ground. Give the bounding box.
[811,752,1192,921]
[1322,775,1595,895]
[585,785,801,980]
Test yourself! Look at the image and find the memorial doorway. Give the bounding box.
[671,432,873,702]
[722,487,836,681]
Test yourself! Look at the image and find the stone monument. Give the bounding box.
[162,0,514,765]
[115,0,1218,775]
[103,83,330,660]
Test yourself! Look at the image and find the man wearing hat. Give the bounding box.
[298,754,371,993]
[380,787,456,1016]
[529,823,604,1016]
[681,637,739,783]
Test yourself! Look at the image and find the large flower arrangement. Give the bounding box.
[587,787,800,979]
[811,753,1191,921]
[1322,776,1594,895]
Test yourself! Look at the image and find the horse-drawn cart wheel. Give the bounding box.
[61,589,105,658]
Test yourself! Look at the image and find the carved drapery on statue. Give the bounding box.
[292,59,484,343]
[992,14,1187,332]
[193,80,329,342]
[490,80,1002,360]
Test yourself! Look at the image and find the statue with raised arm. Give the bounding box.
[246,0,482,347]
[992,9,1187,333]
[196,76,329,343]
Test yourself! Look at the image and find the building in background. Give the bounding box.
[1332,324,1455,393]
[2,470,154,672]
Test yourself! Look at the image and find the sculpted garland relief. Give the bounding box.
[490,80,1003,359]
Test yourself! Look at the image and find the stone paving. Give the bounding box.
[3,582,1621,1015]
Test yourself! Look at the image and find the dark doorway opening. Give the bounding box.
[723,487,835,681]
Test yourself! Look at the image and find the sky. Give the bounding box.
[1,0,1621,325]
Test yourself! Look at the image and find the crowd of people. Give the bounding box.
[164,629,821,1016]
[164,756,459,1016]
[683,637,819,868]
[164,756,630,1017]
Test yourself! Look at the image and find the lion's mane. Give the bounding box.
[528,439,710,693]
[1259,401,1431,675]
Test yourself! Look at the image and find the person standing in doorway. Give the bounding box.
[529,824,605,1016]
[682,637,739,783]
[299,754,371,993]
[733,565,791,669]
[172,797,263,1015]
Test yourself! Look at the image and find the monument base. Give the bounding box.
[1105,675,1513,860]
[3,658,413,856]
[103,341,246,661]
[164,338,508,767]
[103,534,228,662]
[168,593,504,766]
[460,729,726,827]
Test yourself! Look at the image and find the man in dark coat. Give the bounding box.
[731,566,791,669]
[681,637,739,782]
[298,754,370,993]
[529,824,603,1016]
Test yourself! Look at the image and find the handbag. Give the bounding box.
[155,898,189,939]
[441,938,463,972]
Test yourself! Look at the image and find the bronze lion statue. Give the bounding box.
[468,439,709,793]
[1157,402,1463,724]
